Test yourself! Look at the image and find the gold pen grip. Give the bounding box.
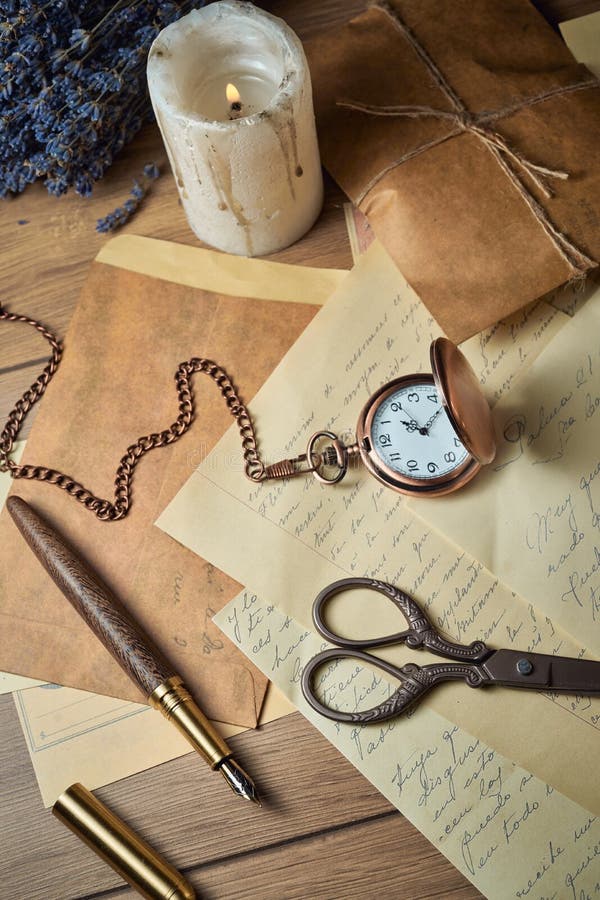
[149,676,230,768]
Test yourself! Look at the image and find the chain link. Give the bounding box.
[0,305,267,521]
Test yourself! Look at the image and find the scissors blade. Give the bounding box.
[481,649,600,694]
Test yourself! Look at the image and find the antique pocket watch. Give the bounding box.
[1,305,495,519]
[265,338,496,498]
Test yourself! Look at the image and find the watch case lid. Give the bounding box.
[430,338,496,465]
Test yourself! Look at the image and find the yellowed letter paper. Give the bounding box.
[215,590,600,899]
[409,295,600,660]
[157,243,600,814]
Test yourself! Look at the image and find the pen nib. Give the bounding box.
[218,758,262,806]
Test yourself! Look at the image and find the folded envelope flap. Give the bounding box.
[0,250,323,728]
[0,605,263,729]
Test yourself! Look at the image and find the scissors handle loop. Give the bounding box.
[312,577,488,660]
[301,649,486,723]
[302,577,491,724]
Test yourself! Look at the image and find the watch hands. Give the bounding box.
[398,406,430,435]
[399,402,443,436]
[422,407,444,433]
[400,419,420,432]
[400,418,430,436]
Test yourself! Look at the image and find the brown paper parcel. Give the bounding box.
[0,261,318,728]
[305,0,600,342]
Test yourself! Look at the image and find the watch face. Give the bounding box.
[356,375,480,496]
[371,380,469,479]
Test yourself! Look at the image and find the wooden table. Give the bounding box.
[1,2,598,897]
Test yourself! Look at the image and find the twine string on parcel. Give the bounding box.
[339,0,598,276]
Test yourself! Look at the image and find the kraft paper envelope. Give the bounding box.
[305,0,600,341]
[0,442,43,694]
[0,448,295,805]
[0,235,346,727]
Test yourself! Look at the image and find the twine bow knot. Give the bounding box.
[456,111,475,130]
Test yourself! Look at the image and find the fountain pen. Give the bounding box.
[7,496,260,806]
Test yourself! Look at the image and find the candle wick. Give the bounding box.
[228,101,243,121]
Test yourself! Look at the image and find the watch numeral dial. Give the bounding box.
[370,381,469,481]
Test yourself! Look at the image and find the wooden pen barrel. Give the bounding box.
[7,496,176,697]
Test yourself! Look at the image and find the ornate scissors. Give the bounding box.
[301,577,600,724]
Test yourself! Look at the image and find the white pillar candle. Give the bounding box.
[147,1,323,257]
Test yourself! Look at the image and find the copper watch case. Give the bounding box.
[354,339,495,498]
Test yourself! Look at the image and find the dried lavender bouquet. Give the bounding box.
[0,0,205,212]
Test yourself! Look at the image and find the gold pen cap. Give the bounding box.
[53,783,196,900]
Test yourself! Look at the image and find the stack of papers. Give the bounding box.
[157,238,600,897]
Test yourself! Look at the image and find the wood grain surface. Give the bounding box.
[1,2,597,898]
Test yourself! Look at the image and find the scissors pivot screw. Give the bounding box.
[516,658,533,675]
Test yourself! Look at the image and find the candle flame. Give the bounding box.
[226,82,241,105]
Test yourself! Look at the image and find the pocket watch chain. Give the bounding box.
[0,305,286,521]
